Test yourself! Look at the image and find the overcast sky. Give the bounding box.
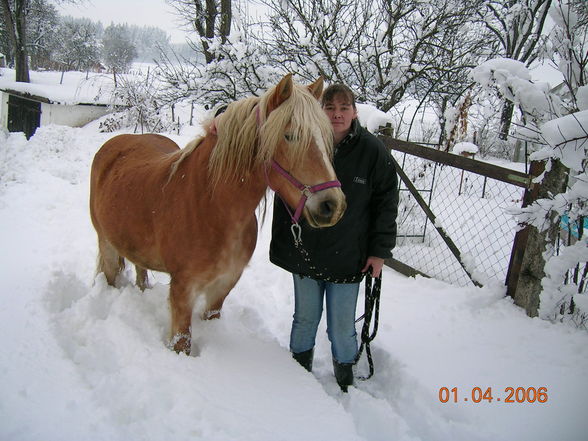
[57,0,188,43]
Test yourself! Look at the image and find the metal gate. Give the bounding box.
[379,136,533,288]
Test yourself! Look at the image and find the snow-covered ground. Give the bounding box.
[0,64,587,441]
[1,115,587,441]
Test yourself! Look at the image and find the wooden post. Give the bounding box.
[380,123,394,137]
[506,159,569,317]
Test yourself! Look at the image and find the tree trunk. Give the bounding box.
[1,0,30,83]
[437,96,448,149]
[498,99,514,141]
[219,0,232,44]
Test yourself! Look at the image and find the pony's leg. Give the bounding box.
[135,265,149,291]
[97,238,125,286]
[201,274,241,319]
[202,296,226,320]
[169,277,195,355]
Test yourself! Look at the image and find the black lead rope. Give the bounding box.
[287,221,381,378]
[354,273,382,380]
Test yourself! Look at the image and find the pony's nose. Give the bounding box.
[309,194,346,227]
[319,200,336,218]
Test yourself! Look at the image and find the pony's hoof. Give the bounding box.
[170,333,191,355]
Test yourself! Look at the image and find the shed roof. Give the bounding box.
[0,68,114,106]
[1,87,108,107]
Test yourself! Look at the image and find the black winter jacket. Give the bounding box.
[269,120,399,283]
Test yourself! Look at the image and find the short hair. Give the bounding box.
[321,84,356,109]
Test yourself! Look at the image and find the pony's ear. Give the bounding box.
[308,77,324,100]
[267,73,293,113]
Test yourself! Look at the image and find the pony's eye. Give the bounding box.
[285,133,296,143]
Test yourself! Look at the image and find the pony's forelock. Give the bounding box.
[259,86,333,166]
[206,81,333,188]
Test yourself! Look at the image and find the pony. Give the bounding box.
[89,74,346,355]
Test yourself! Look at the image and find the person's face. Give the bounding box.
[323,95,358,142]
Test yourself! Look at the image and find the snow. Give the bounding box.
[356,103,395,133]
[0,69,113,105]
[471,58,560,120]
[536,110,588,170]
[1,111,587,441]
[452,142,479,156]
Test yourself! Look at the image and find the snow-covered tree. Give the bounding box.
[166,0,232,64]
[544,0,588,112]
[1,0,79,82]
[155,3,279,107]
[102,23,137,86]
[53,17,100,77]
[472,1,587,324]
[409,6,495,147]
[128,25,171,62]
[1,0,34,82]
[478,0,553,142]
[25,0,59,69]
[261,0,487,113]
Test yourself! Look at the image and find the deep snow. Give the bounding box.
[1,120,587,441]
[1,62,588,440]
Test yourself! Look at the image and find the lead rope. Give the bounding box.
[292,231,359,284]
[354,273,381,380]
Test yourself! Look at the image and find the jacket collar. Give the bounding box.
[335,119,361,155]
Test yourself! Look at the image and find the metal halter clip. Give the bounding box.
[301,186,313,199]
[291,223,302,246]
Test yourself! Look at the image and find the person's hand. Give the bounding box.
[362,256,384,278]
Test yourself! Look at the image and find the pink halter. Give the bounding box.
[266,159,341,244]
[257,105,341,243]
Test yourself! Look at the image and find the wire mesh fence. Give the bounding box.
[379,136,588,329]
[555,210,588,328]
[387,146,527,287]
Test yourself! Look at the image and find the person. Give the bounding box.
[269,83,399,392]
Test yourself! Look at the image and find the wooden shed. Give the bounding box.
[0,88,111,139]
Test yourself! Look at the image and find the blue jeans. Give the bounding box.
[290,274,360,364]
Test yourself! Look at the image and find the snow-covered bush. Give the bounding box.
[472,0,587,326]
[103,69,176,134]
[521,110,588,324]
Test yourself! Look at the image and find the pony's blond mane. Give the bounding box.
[211,82,333,187]
[169,81,334,189]
[168,133,206,181]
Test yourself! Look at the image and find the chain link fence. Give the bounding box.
[382,138,529,288]
[555,209,587,328]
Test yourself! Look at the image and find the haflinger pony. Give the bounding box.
[89,74,346,355]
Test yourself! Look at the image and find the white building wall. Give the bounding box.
[40,103,110,127]
[0,91,8,131]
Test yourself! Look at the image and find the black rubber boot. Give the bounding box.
[333,359,354,392]
[292,348,314,372]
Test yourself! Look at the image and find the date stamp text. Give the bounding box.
[438,387,549,404]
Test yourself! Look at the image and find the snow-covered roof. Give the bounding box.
[0,68,113,106]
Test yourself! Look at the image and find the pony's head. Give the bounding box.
[211,74,346,228]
